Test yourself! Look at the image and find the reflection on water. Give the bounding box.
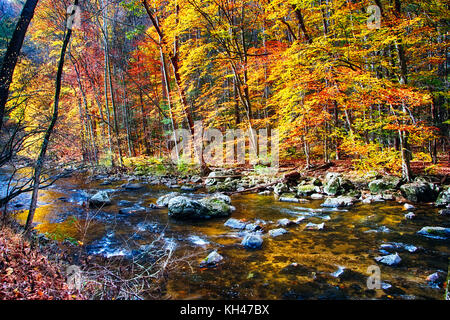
[5,172,449,300]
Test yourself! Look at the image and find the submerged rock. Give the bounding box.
[241,234,263,249]
[426,272,439,282]
[380,242,417,253]
[330,266,345,278]
[278,193,300,203]
[310,193,324,200]
[321,196,355,208]
[269,228,288,237]
[200,250,223,267]
[417,226,450,239]
[224,218,247,230]
[122,182,145,190]
[375,253,401,266]
[118,205,147,215]
[277,218,296,227]
[88,191,112,208]
[117,200,133,207]
[245,223,261,232]
[305,222,325,230]
[99,180,112,186]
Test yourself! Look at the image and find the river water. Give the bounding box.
[3,172,449,300]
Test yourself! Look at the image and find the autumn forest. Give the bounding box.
[0,0,449,301]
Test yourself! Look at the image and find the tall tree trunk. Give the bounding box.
[25,1,77,231]
[71,55,98,164]
[0,0,39,132]
[142,0,209,174]
[121,73,133,157]
[139,89,150,155]
[100,0,115,167]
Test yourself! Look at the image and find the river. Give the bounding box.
[3,171,449,300]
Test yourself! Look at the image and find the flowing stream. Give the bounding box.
[3,172,449,300]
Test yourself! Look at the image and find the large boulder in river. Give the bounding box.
[156,192,180,207]
[88,191,111,208]
[168,194,233,219]
[400,182,439,202]
[199,195,234,217]
[168,196,208,219]
[435,187,450,207]
[323,173,355,196]
[368,176,402,193]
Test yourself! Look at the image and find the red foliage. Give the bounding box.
[0,227,84,300]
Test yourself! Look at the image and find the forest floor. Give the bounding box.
[0,224,85,300]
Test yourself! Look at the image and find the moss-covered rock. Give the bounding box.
[274,182,289,195]
[324,174,341,196]
[400,182,439,202]
[168,194,233,219]
[435,187,450,207]
[368,176,402,193]
[296,184,318,196]
[323,173,355,196]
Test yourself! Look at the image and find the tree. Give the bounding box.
[0,0,39,132]
[25,0,78,231]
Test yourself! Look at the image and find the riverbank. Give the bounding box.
[0,223,85,300]
[82,159,450,209]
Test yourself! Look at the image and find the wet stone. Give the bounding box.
[241,233,263,249]
[269,228,288,237]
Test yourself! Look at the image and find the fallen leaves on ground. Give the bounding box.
[0,226,84,300]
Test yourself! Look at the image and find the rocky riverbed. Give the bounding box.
[3,167,449,299]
